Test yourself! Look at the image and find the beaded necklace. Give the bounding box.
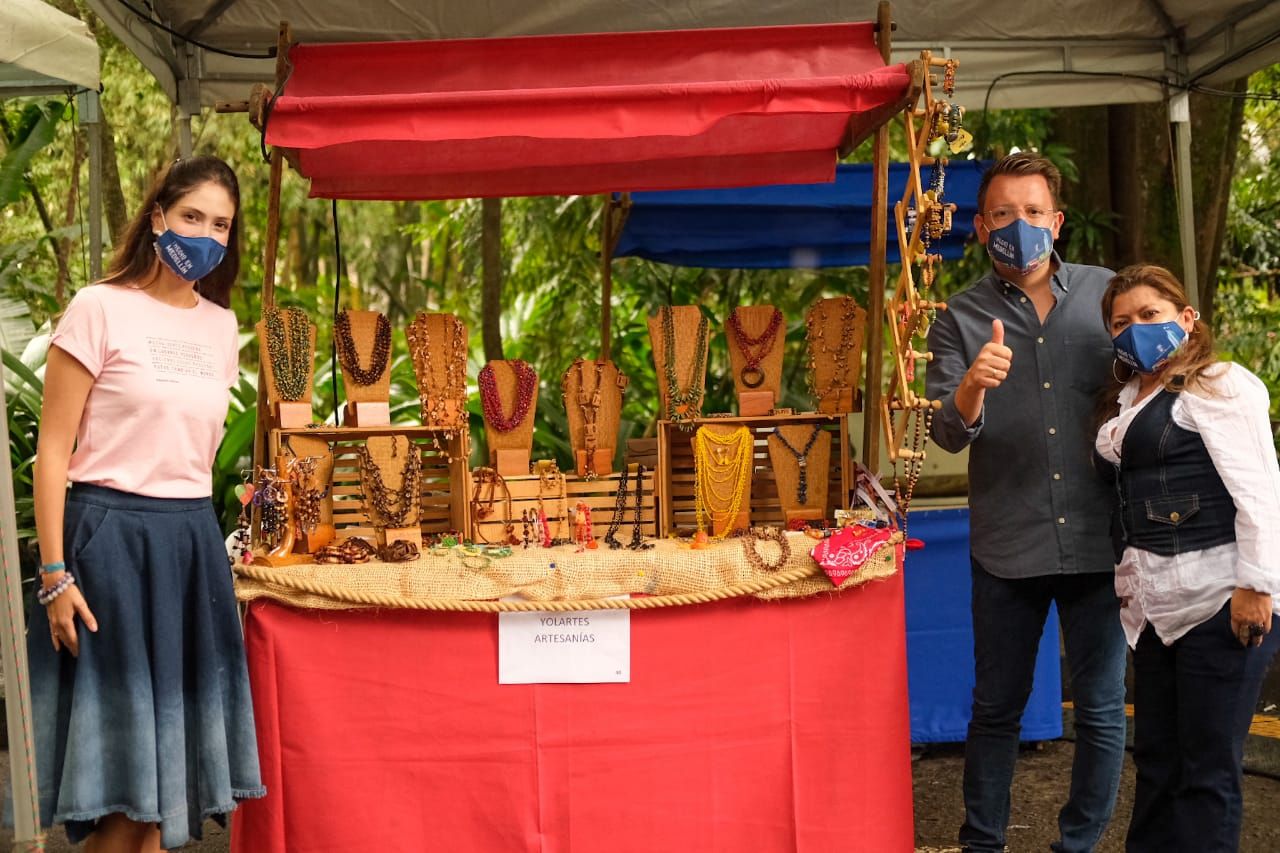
[479,359,537,433]
[728,307,783,389]
[334,310,391,386]
[356,437,421,529]
[470,467,517,545]
[805,297,860,408]
[693,426,753,538]
[563,359,605,478]
[264,306,312,401]
[629,464,653,550]
[769,425,824,505]
[741,526,791,572]
[535,462,568,546]
[661,306,709,429]
[603,465,630,550]
[407,313,468,431]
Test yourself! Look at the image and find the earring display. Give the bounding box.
[693,424,753,538]
[648,305,709,429]
[805,296,865,414]
[562,357,627,479]
[406,312,469,432]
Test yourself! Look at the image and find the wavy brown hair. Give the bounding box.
[99,156,240,308]
[1096,264,1219,424]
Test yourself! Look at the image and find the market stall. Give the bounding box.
[225,6,954,850]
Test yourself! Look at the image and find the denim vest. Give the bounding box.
[1117,389,1236,556]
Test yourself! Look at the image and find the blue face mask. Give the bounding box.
[986,218,1054,275]
[154,210,227,282]
[1112,321,1187,374]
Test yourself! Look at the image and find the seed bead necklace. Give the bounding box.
[741,526,791,572]
[693,426,753,538]
[628,464,654,550]
[728,307,783,389]
[603,464,631,549]
[769,425,824,505]
[470,467,517,545]
[334,310,391,386]
[264,306,312,401]
[661,306,709,429]
[805,297,859,408]
[479,359,537,433]
[356,437,421,529]
[407,313,468,431]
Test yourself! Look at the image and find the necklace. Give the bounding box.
[629,464,653,550]
[728,307,783,389]
[356,437,420,529]
[573,502,598,551]
[264,306,312,401]
[805,297,860,409]
[406,313,468,431]
[741,526,791,572]
[334,310,391,386]
[892,409,934,537]
[693,426,753,538]
[661,306,709,429]
[535,462,568,546]
[479,359,537,433]
[563,358,607,479]
[470,467,517,545]
[770,425,823,505]
[603,465,630,550]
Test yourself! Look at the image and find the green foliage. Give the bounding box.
[0,99,69,206]
[1213,287,1280,426]
[3,334,46,544]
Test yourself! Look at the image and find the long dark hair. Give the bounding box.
[100,156,241,308]
[1095,264,1218,426]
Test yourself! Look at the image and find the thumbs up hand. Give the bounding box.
[967,319,1013,389]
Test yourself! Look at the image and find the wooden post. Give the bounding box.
[862,1,893,472]
[601,195,613,361]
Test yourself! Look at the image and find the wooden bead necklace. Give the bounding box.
[603,465,631,550]
[728,307,783,389]
[334,310,391,386]
[264,306,312,401]
[407,312,468,432]
[470,467,518,545]
[628,464,653,550]
[535,461,569,546]
[769,425,823,506]
[661,306,709,429]
[805,297,860,408]
[741,526,791,573]
[355,436,421,529]
[693,426,753,538]
[479,359,537,433]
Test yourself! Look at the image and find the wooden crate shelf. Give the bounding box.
[268,425,470,540]
[470,468,656,545]
[656,413,850,537]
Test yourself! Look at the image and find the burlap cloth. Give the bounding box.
[233,531,900,612]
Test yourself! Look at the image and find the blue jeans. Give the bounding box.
[960,561,1128,853]
[1127,602,1279,853]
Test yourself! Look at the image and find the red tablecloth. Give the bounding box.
[232,571,913,852]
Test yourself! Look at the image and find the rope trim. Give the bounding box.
[237,559,849,612]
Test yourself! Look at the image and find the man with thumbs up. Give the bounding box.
[925,153,1126,853]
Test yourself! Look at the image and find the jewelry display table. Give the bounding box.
[230,570,914,853]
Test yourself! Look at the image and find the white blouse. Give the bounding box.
[1095,362,1280,647]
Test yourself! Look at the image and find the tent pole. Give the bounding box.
[1169,91,1200,312]
[0,357,43,849]
[862,1,893,472]
[78,90,103,281]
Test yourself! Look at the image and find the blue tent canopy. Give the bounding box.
[613,160,989,269]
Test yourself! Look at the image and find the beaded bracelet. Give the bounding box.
[37,573,76,607]
[39,561,66,575]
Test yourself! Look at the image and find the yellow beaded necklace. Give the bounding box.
[694,426,753,538]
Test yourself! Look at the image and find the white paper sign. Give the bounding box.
[498,608,631,684]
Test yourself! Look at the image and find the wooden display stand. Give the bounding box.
[806,297,866,415]
[726,305,785,416]
[268,425,469,544]
[359,435,425,549]
[695,423,751,537]
[767,425,832,524]
[253,449,312,567]
[285,434,336,553]
[562,358,625,478]
[647,306,710,422]
[337,309,392,427]
[470,468,656,545]
[408,312,469,432]
[656,413,850,537]
[257,315,317,427]
[481,360,537,477]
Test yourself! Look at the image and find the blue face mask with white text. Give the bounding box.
[986,218,1054,275]
[154,209,227,282]
[1112,321,1186,374]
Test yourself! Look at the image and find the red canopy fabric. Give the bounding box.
[264,23,913,200]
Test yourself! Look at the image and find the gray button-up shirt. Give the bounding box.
[925,257,1117,578]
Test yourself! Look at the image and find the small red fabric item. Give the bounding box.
[265,23,912,200]
[810,523,898,587]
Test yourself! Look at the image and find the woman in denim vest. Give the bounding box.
[1096,264,1280,852]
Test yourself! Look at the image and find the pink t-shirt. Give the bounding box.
[50,284,240,498]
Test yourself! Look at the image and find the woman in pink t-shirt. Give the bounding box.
[28,156,264,851]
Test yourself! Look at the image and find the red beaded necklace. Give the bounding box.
[729,307,784,389]
[478,360,537,433]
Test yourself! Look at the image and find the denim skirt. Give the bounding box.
[25,483,265,848]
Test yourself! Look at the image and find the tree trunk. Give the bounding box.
[481,197,504,362]
[1190,79,1248,327]
[57,126,85,305]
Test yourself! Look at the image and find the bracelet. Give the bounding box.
[39,561,66,575]
[37,574,76,607]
